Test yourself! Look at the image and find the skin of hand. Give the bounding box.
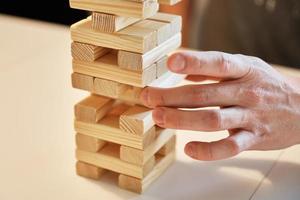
[140,51,300,161]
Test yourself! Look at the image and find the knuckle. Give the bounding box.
[148,89,166,106]
[165,111,182,129]
[205,110,222,130]
[189,85,209,103]
[226,139,240,156]
[242,88,263,106]
[217,53,231,74]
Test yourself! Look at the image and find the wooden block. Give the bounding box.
[120,129,175,165]
[119,105,154,135]
[156,56,168,78]
[73,52,157,87]
[71,18,156,54]
[71,42,110,61]
[76,161,105,180]
[74,103,158,150]
[149,12,182,35]
[157,135,176,156]
[74,95,114,123]
[118,151,175,193]
[71,73,94,91]
[94,78,129,99]
[76,143,156,179]
[76,133,106,152]
[158,0,181,5]
[133,19,171,45]
[92,12,140,33]
[70,0,159,19]
[118,33,181,70]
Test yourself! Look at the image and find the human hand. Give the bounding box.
[140,51,300,161]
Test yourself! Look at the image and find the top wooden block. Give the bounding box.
[69,0,159,18]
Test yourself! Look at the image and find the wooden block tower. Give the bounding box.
[69,0,182,193]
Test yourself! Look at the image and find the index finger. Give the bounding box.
[168,51,251,79]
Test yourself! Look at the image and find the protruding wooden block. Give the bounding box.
[118,33,181,71]
[76,143,156,179]
[149,12,182,35]
[76,161,106,180]
[76,133,106,152]
[120,105,153,135]
[74,95,114,123]
[120,129,175,165]
[73,52,157,87]
[71,73,94,91]
[71,42,110,62]
[156,56,168,78]
[92,12,140,33]
[71,18,157,54]
[94,78,129,99]
[70,0,159,19]
[157,135,176,156]
[118,151,176,193]
[158,0,181,5]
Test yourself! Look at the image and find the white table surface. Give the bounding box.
[0,14,299,200]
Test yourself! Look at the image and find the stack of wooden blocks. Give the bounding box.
[69,0,182,193]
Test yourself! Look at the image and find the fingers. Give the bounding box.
[152,107,249,131]
[184,130,257,161]
[140,83,240,108]
[168,51,251,79]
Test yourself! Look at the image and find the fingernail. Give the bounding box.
[140,88,149,106]
[168,54,186,72]
[185,143,196,158]
[152,108,165,126]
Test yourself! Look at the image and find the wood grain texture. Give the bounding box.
[74,95,114,123]
[120,129,175,165]
[92,12,140,33]
[71,42,110,61]
[71,18,156,54]
[70,0,159,19]
[149,12,182,36]
[76,133,107,152]
[118,33,181,71]
[76,143,156,179]
[118,151,175,193]
[76,161,106,180]
[72,52,157,87]
[71,73,94,91]
[119,105,154,135]
[157,134,176,156]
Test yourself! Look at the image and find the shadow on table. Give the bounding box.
[83,158,300,200]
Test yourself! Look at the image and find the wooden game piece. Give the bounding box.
[71,18,156,54]
[72,52,157,87]
[71,73,94,91]
[94,78,129,98]
[76,133,107,152]
[118,33,181,70]
[119,105,153,135]
[120,129,175,165]
[74,95,114,123]
[118,151,175,193]
[70,0,159,19]
[76,143,156,179]
[74,103,158,150]
[76,161,106,180]
[156,56,168,78]
[149,12,182,36]
[133,19,172,45]
[157,135,176,156]
[92,12,140,33]
[71,42,110,61]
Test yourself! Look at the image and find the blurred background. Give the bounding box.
[0,0,299,68]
